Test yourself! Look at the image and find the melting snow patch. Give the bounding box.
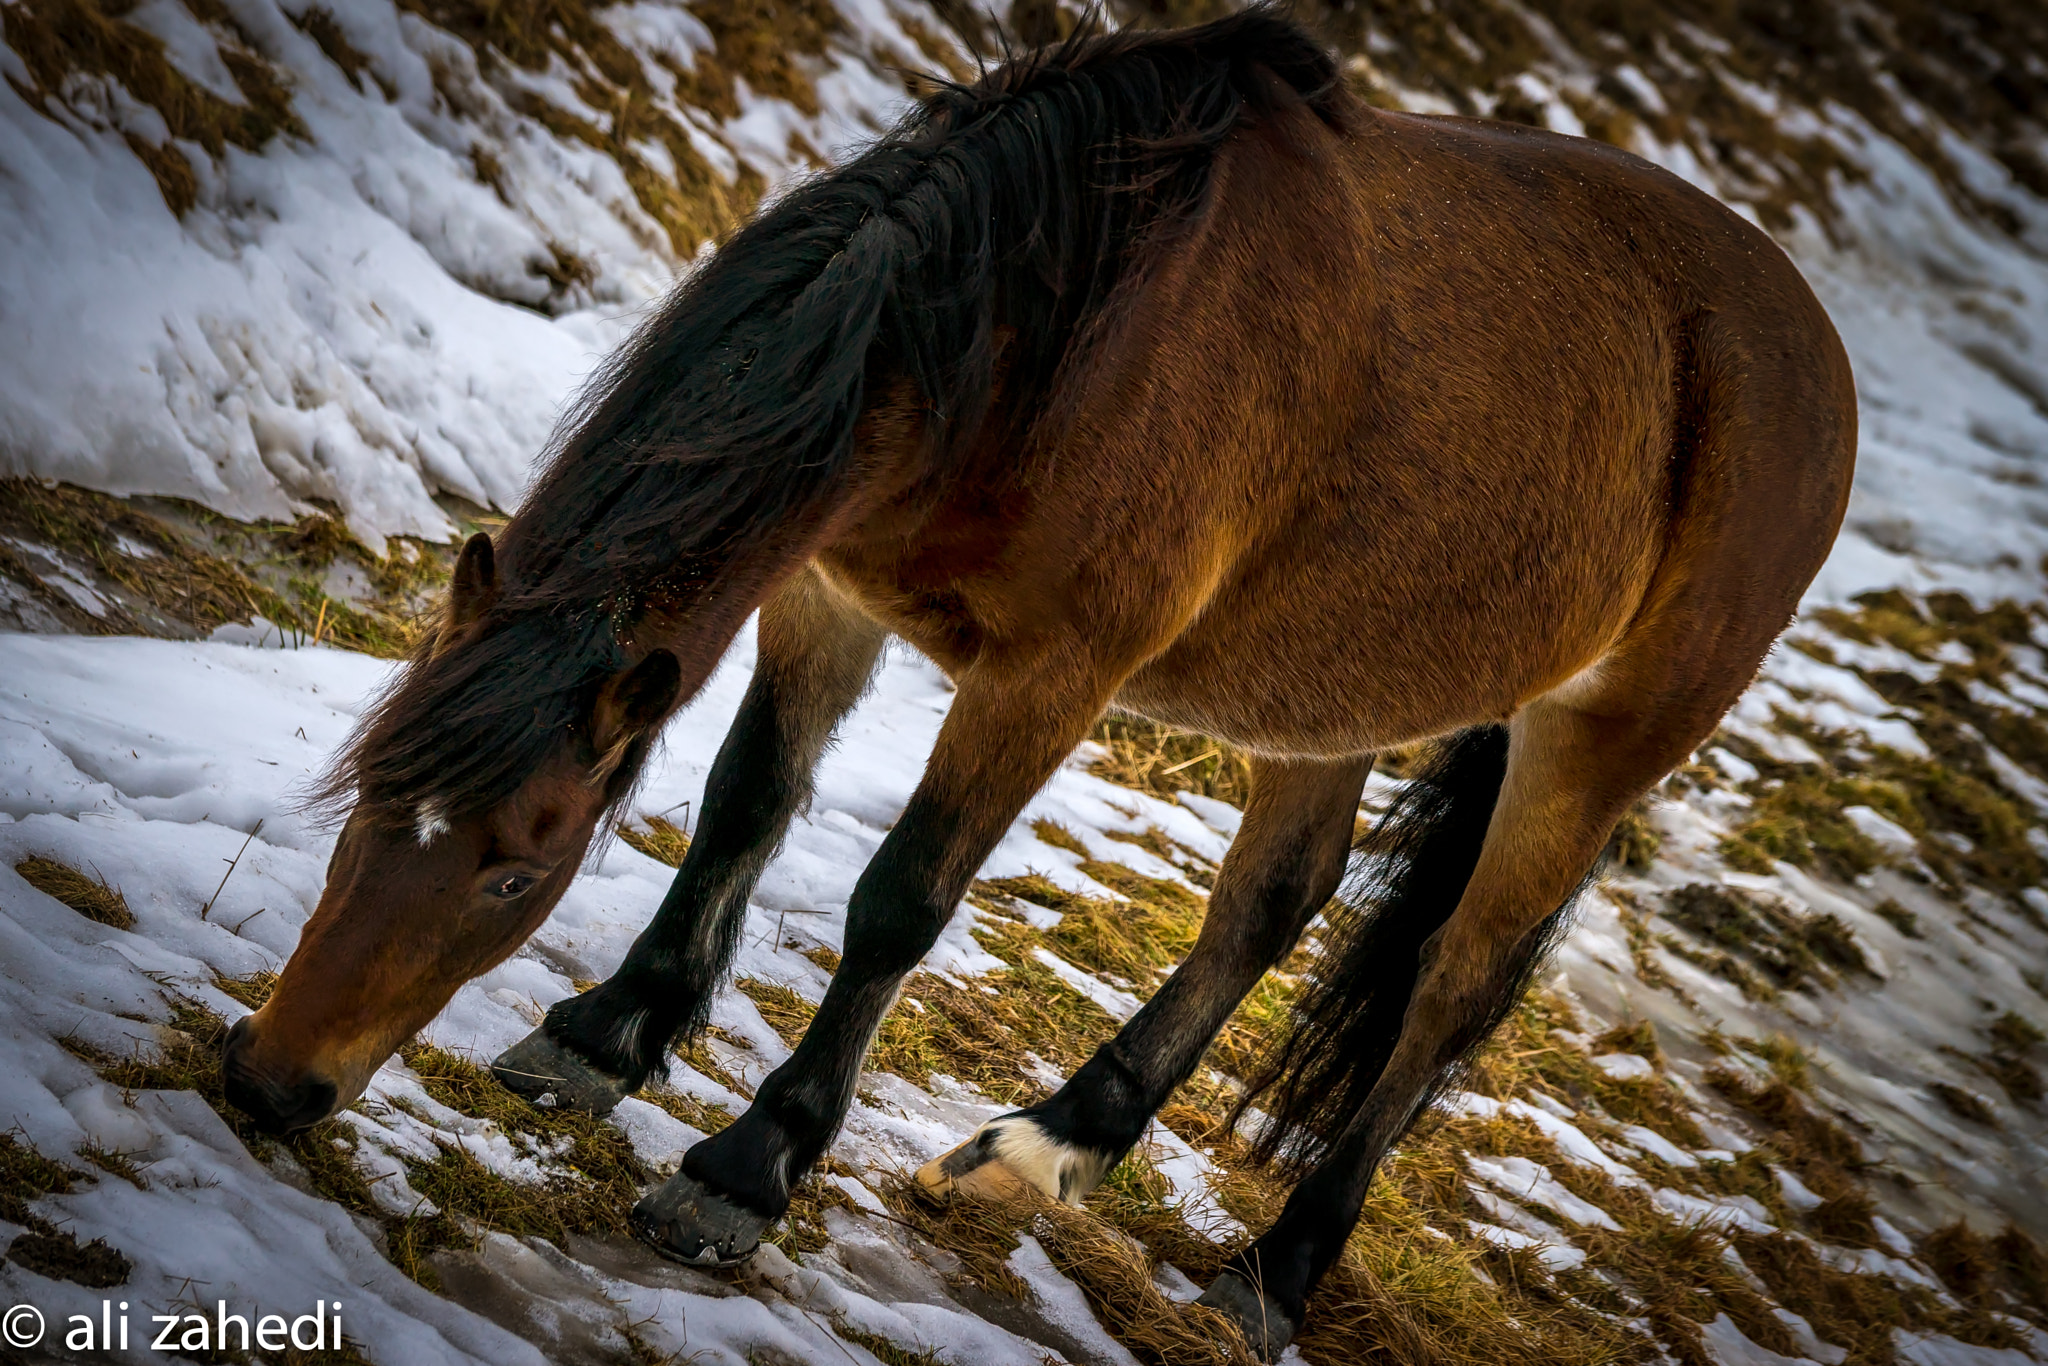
[1653,1189,1777,1235]
[1030,946,1143,1021]
[1593,1051,1657,1080]
[1008,1234,1143,1366]
[1138,1121,1246,1244]
[1893,1331,2045,1366]
[1466,1153,1623,1230]
[1701,1311,1827,1365]
[1621,1124,1701,1168]
[1773,1166,1827,1212]
[1465,1220,1588,1272]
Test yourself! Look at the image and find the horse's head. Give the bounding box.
[223,533,687,1133]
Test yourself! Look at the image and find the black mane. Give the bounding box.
[326,7,1341,819]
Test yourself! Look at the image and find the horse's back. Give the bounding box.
[1099,95,1853,753]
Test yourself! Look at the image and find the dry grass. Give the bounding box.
[394,0,868,259]
[1030,817,1090,856]
[294,6,386,96]
[4,0,302,216]
[1778,595,2048,907]
[1088,713,1254,807]
[0,1128,80,1229]
[394,1042,652,1249]
[1204,0,2048,243]
[979,865,1208,996]
[859,903,1643,1364]
[1658,883,1872,996]
[0,479,450,657]
[618,815,692,867]
[14,855,133,930]
[1736,1225,2031,1362]
[830,1319,949,1366]
[1703,1065,1883,1247]
[819,923,1120,1104]
[1606,797,1663,872]
[1931,1081,1998,1126]
[1719,770,1920,879]
[67,991,457,1281]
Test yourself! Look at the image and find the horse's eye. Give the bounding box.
[488,873,537,900]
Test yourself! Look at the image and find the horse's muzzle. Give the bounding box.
[222,1016,338,1134]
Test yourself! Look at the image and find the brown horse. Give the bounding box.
[222,9,1853,1355]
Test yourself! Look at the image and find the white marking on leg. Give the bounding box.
[979,1115,1117,1204]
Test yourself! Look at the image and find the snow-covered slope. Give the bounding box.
[0,0,931,549]
[5,2,2048,1364]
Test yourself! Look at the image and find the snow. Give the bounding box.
[1592,1051,1657,1081]
[1653,1189,1778,1237]
[0,628,1255,1365]
[0,0,931,550]
[1464,1219,1588,1272]
[9,2,2048,1361]
[1006,1236,1143,1366]
[1466,1153,1623,1231]
[1620,1124,1700,1169]
[1030,947,1144,1022]
[1701,1312,1827,1366]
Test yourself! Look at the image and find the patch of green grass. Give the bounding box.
[1718,771,1918,879]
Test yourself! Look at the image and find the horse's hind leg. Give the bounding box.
[493,567,885,1113]
[632,645,1113,1265]
[917,752,1371,1203]
[1197,670,1779,1355]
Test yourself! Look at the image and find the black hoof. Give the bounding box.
[1195,1269,1297,1361]
[631,1172,774,1268]
[491,1026,638,1117]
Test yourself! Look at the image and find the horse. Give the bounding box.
[221,8,1854,1356]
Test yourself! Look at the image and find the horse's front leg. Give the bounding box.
[916,752,1370,1204]
[631,641,1110,1264]
[492,568,885,1114]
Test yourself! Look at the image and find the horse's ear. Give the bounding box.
[447,533,498,634]
[590,650,683,775]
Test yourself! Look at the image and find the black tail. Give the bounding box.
[1240,724,1579,1166]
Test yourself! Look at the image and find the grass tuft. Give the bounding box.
[1088,714,1253,806]
[1661,884,1870,995]
[395,1041,653,1250]
[618,814,691,867]
[0,478,451,657]
[14,855,133,929]
[4,0,303,215]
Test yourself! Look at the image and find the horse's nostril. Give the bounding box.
[221,1023,337,1135]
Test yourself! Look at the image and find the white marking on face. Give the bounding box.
[415,799,452,847]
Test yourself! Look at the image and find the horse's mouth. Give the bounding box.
[221,1017,340,1134]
